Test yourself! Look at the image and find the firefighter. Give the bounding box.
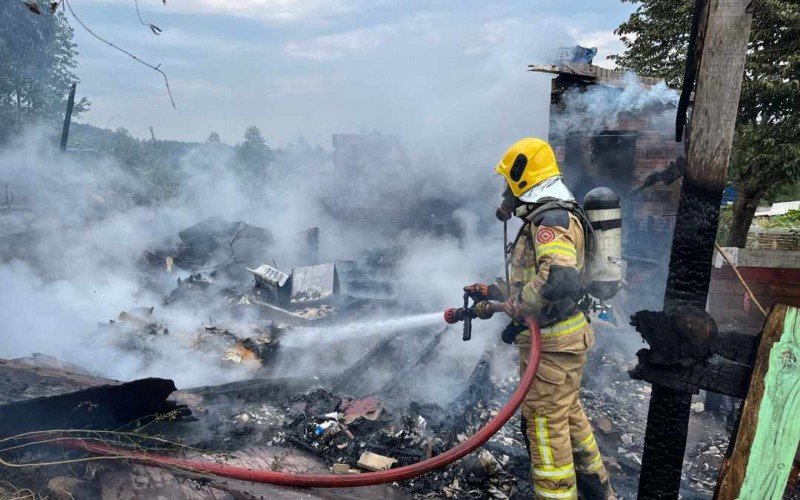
[465,138,615,500]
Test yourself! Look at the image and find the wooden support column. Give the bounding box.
[59,82,77,152]
[716,305,800,499]
[636,0,753,498]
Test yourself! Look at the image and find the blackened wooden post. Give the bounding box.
[637,0,753,498]
[60,82,77,152]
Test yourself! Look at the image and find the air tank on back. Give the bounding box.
[583,187,622,300]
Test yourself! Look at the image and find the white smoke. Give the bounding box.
[551,72,679,137]
[1,15,673,401]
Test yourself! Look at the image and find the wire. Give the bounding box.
[64,0,175,108]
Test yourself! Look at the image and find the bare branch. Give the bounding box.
[134,0,162,35]
[22,1,44,14]
[63,0,176,108]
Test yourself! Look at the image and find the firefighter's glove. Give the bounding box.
[503,298,524,321]
[464,283,490,300]
[501,321,528,345]
[464,283,503,301]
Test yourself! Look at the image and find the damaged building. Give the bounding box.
[530,61,685,309]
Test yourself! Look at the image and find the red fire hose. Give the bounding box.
[53,316,542,488]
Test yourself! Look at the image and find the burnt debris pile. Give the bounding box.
[0,216,734,500]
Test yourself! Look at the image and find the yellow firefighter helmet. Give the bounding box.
[494,138,561,197]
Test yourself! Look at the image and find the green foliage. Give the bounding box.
[0,1,89,142]
[612,0,800,245]
[769,180,800,204]
[760,209,800,229]
[716,204,733,244]
[70,124,188,202]
[69,123,330,205]
[609,0,694,87]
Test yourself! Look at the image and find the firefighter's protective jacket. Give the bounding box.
[499,207,593,353]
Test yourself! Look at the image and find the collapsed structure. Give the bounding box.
[0,158,734,500]
[1,42,797,499]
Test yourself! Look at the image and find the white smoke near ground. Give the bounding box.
[0,130,261,386]
[0,119,516,395]
[0,80,680,398]
[0,17,681,406]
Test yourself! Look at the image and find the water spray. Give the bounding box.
[280,312,443,346]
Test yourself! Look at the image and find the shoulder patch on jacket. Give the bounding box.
[532,208,570,229]
[536,226,556,244]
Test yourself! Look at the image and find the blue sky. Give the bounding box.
[71,0,635,148]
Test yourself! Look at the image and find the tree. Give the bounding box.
[206,131,221,144]
[241,126,267,151]
[111,127,142,171]
[0,1,89,142]
[233,126,271,188]
[611,0,800,247]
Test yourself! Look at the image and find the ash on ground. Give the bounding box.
[0,218,738,499]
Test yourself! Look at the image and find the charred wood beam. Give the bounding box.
[632,307,718,364]
[380,327,448,395]
[637,0,754,496]
[676,0,709,142]
[629,353,752,398]
[713,330,759,366]
[331,334,396,394]
[630,308,758,397]
[0,378,190,437]
[188,377,319,404]
[631,309,759,366]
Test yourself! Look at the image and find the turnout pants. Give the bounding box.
[516,319,613,500]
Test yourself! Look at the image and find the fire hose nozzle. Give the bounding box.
[443,307,464,324]
[444,301,502,325]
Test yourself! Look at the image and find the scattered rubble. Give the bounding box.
[358,451,398,471]
[0,217,755,499]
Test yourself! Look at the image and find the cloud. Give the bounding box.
[188,0,347,21]
[273,74,336,95]
[83,0,354,23]
[462,18,520,56]
[284,24,396,60]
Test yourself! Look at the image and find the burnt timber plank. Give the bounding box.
[0,378,189,437]
[629,354,752,398]
[715,305,800,499]
[637,0,754,497]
